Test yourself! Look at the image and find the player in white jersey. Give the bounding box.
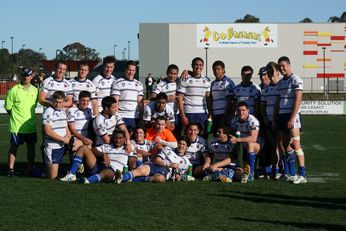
[276,56,306,184]
[42,91,71,179]
[210,60,235,136]
[92,56,116,112]
[67,91,93,151]
[143,93,175,131]
[131,127,155,165]
[39,61,73,108]
[203,126,236,183]
[177,57,211,137]
[92,96,131,151]
[61,130,135,184]
[118,137,191,183]
[185,123,208,178]
[233,65,261,118]
[69,62,98,115]
[112,60,144,132]
[230,102,261,183]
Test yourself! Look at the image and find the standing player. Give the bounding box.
[42,91,71,179]
[112,60,144,132]
[39,61,73,108]
[5,68,38,176]
[177,57,211,137]
[230,102,261,183]
[210,60,235,135]
[276,56,306,184]
[233,65,261,118]
[92,56,116,112]
[67,91,94,150]
[69,62,98,116]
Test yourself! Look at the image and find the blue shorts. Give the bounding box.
[43,146,65,164]
[278,113,302,133]
[10,132,37,146]
[145,162,169,176]
[185,113,208,131]
[123,118,138,132]
[88,161,115,175]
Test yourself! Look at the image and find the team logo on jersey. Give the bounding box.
[64,84,67,88]
[122,83,125,87]
[77,112,80,117]
[101,82,105,86]
[189,80,193,84]
[135,83,138,87]
[166,85,169,89]
[72,83,75,87]
[87,84,90,88]
[51,83,54,87]
[203,80,205,83]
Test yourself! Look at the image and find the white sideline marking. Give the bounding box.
[307,171,340,183]
[311,144,326,151]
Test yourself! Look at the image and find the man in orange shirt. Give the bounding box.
[146,116,177,152]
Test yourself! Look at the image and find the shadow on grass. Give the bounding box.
[232,217,346,231]
[209,190,346,210]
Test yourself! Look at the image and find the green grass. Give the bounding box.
[0,115,346,230]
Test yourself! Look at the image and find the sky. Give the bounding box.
[0,0,344,60]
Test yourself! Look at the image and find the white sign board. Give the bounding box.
[300,101,344,115]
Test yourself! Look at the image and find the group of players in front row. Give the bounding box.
[37,54,306,184]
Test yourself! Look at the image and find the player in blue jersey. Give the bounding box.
[276,56,306,184]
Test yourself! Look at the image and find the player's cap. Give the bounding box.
[258,67,269,77]
[22,68,33,77]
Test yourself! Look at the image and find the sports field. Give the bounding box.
[0,115,345,230]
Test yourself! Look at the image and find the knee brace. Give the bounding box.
[295,148,304,156]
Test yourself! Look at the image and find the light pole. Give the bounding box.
[113,44,117,58]
[128,41,130,60]
[39,48,42,53]
[322,47,326,96]
[205,43,209,77]
[1,41,4,49]
[56,49,61,60]
[21,44,26,50]
[10,36,13,54]
[123,48,127,60]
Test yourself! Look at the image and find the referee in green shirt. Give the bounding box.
[5,68,38,177]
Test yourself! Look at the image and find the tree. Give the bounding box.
[58,42,101,61]
[234,14,260,23]
[328,11,346,22]
[300,17,313,23]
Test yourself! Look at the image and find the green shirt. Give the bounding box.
[5,83,38,133]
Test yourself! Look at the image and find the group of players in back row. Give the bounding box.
[5,55,307,184]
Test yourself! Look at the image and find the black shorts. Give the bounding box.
[10,132,37,146]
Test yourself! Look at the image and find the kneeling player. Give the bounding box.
[118,137,191,183]
[60,130,135,183]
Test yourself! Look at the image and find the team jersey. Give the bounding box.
[210,76,235,115]
[131,139,154,163]
[276,74,303,114]
[143,102,175,124]
[260,83,280,122]
[95,144,132,172]
[152,79,178,112]
[40,76,73,103]
[158,147,191,175]
[67,106,93,137]
[69,77,97,103]
[208,138,235,164]
[177,76,211,113]
[233,83,261,115]
[92,74,115,108]
[185,137,208,165]
[42,107,67,149]
[111,77,144,119]
[93,112,124,146]
[230,114,260,138]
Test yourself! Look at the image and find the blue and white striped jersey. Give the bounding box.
[260,84,280,122]
[67,106,93,137]
[111,78,144,119]
[42,107,68,148]
[233,83,261,115]
[92,75,115,108]
[152,79,178,112]
[131,139,154,163]
[143,102,175,123]
[158,147,191,174]
[96,144,131,172]
[177,76,211,113]
[40,76,73,103]
[185,137,208,165]
[93,112,124,146]
[211,76,235,115]
[230,114,260,138]
[69,77,97,103]
[208,138,235,163]
[276,74,303,114]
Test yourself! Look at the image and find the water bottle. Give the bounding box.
[207,117,212,134]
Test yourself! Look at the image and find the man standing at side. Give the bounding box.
[145,73,156,100]
[5,68,38,176]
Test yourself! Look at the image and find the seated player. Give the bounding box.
[185,123,209,178]
[131,127,155,166]
[229,101,261,183]
[60,130,136,183]
[42,91,71,179]
[143,93,175,131]
[117,137,191,183]
[203,125,236,183]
